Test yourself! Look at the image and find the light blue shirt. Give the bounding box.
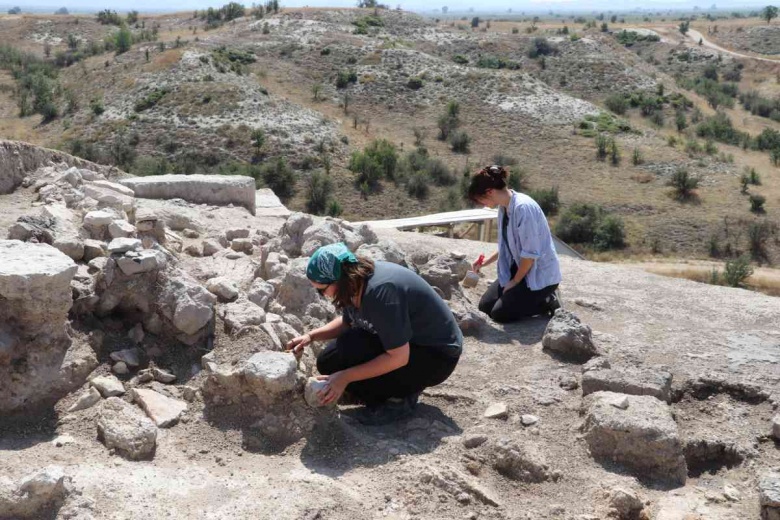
[497,191,562,291]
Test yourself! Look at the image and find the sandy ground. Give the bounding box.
[1,202,779,519]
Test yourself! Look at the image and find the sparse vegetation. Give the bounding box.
[668,168,699,201]
[348,139,399,191]
[134,87,170,112]
[722,256,753,287]
[555,203,625,251]
[528,187,559,215]
[305,171,333,215]
[449,130,470,153]
[749,194,766,214]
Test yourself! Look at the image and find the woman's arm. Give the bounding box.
[474,250,499,272]
[286,316,348,357]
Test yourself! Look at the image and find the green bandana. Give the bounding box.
[306,242,358,284]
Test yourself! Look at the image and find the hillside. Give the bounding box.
[0,140,779,520]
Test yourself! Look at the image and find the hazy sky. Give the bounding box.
[2,0,765,13]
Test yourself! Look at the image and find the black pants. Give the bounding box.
[478,278,558,323]
[316,329,460,406]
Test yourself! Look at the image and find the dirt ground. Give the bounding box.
[1,207,779,519]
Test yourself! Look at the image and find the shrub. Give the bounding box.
[595,134,608,160]
[745,167,761,185]
[406,172,429,199]
[696,112,747,146]
[260,157,296,200]
[749,194,766,213]
[632,148,644,165]
[327,199,343,217]
[305,171,333,215]
[748,221,773,262]
[527,37,558,59]
[705,139,718,155]
[115,27,132,55]
[452,54,469,64]
[609,138,620,166]
[723,256,753,287]
[555,203,603,244]
[40,101,58,122]
[675,111,687,132]
[604,94,628,115]
[134,87,170,112]
[407,76,423,90]
[335,69,358,89]
[449,130,470,153]
[507,169,527,191]
[528,187,559,215]
[492,154,518,167]
[348,139,399,190]
[437,114,457,140]
[650,111,664,127]
[594,214,626,250]
[426,157,455,186]
[132,156,171,176]
[668,168,699,200]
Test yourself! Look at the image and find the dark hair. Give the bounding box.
[467,165,508,202]
[332,256,375,310]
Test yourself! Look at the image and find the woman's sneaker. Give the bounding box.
[541,292,561,317]
[356,392,421,426]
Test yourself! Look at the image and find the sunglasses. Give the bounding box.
[316,283,332,296]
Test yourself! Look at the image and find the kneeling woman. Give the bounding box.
[286,243,462,423]
[468,165,562,323]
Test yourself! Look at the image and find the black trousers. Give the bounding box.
[316,328,460,406]
[478,278,558,323]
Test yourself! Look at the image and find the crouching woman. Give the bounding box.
[286,243,462,424]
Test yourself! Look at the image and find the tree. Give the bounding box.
[763,5,779,23]
[127,10,139,25]
[67,33,79,51]
[306,171,333,215]
[471,16,480,28]
[8,6,21,14]
[679,20,690,34]
[55,7,69,14]
[115,28,133,54]
[43,42,52,58]
[358,0,378,6]
[311,82,323,101]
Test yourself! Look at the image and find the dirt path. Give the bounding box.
[686,28,780,63]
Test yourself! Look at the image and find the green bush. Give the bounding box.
[260,157,296,200]
[439,187,464,211]
[528,187,559,215]
[348,139,399,190]
[452,54,468,64]
[406,172,429,199]
[749,194,766,213]
[134,87,170,112]
[632,148,643,165]
[476,56,520,69]
[527,37,558,59]
[604,94,628,115]
[305,171,333,215]
[748,220,772,262]
[492,154,518,167]
[508,169,527,191]
[668,168,699,200]
[407,76,423,90]
[115,27,132,54]
[449,130,470,153]
[723,256,753,287]
[555,203,603,244]
[327,199,343,217]
[696,112,747,146]
[595,134,608,160]
[132,156,171,176]
[335,69,358,89]
[593,214,626,250]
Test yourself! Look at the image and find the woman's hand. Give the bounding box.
[504,279,519,292]
[316,371,350,405]
[286,333,312,359]
[471,259,482,273]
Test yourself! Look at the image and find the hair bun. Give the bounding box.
[487,165,508,180]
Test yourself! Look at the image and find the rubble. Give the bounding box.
[542,309,599,362]
[96,397,157,460]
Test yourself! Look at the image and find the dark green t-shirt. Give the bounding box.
[342,262,463,358]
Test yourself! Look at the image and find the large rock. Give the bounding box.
[131,388,187,428]
[582,391,687,486]
[542,309,599,362]
[220,298,266,334]
[490,438,556,483]
[247,279,276,310]
[206,276,239,302]
[582,367,673,403]
[760,472,780,520]
[91,374,125,397]
[84,181,135,215]
[0,466,71,519]
[116,249,167,275]
[0,241,95,414]
[243,351,299,397]
[418,252,470,299]
[96,397,157,460]
[356,240,407,265]
[120,174,257,215]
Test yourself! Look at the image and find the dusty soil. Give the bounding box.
[1,204,779,519]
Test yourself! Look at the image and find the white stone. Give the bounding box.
[113,361,129,375]
[772,415,780,440]
[225,228,250,241]
[83,210,114,227]
[91,375,125,397]
[206,277,239,302]
[243,351,298,396]
[220,298,266,333]
[484,402,508,419]
[127,323,144,344]
[120,174,257,214]
[152,367,176,383]
[304,377,331,407]
[108,220,136,239]
[96,397,157,459]
[83,239,106,261]
[131,388,187,428]
[67,386,102,412]
[110,347,141,367]
[521,414,539,426]
[107,238,142,254]
[247,279,275,309]
[202,239,223,257]
[116,250,166,275]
